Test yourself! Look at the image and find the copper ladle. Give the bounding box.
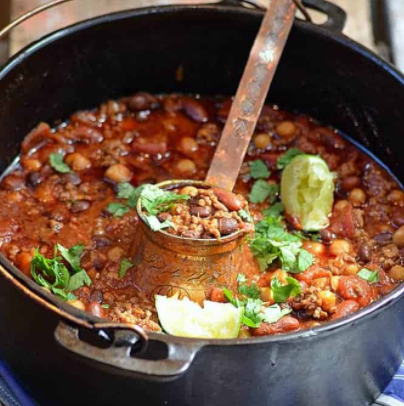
[132,0,305,303]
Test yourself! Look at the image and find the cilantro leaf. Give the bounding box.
[357,268,379,284]
[119,258,133,279]
[143,215,175,231]
[67,292,77,301]
[57,243,84,273]
[117,182,138,199]
[271,276,301,303]
[249,159,271,179]
[238,283,261,299]
[238,209,253,223]
[50,152,71,173]
[277,148,304,170]
[262,304,292,324]
[243,298,265,327]
[237,273,247,283]
[297,249,313,273]
[101,304,110,309]
[249,180,279,204]
[68,270,91,291]
[107,202,129,217]
[263,203,284,217]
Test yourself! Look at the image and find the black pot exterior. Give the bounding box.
[1,4,404,406]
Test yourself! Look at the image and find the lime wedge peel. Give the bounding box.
[155,295,243,339]
[281,155,335,231]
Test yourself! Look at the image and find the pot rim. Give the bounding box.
[1,3,404,347]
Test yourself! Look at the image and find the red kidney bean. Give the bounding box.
[358,242,372,262]
[157,212,172,222]
[330,300,360,320]
[128,92,159,112]
[341,176,361,191]
[252,317,300,336]
[27,172,42,187]
[212,188,245,211]
[190,206,212,218]
[87,302,105,319]
[338,275,373,307]
[181,230,202,239]
[218,218,239,235]
[71,126,103,144]
[62,172,82,186]
[21,122,51,154]
[89,290,103,303]
[181,97,208,123]
[70,200,90,213]
[131,136,167,155]
[1,174,25,191]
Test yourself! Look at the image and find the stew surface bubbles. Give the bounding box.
[1,93,404,337]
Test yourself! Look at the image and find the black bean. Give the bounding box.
[62,172,82,186]
[27,172,42,187]
[190,206,212,218]
[93,235,112,248]
[320,229,335,243]
[218,218,239,235]
[374,232,393,246]
[358,242,372,262]
[181,230,202,239]
[70,200,90,213]
[89,290,103,303]
[157,212,172,222]
[128,92,159,112]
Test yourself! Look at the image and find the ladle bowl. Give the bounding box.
[132,179,258,304]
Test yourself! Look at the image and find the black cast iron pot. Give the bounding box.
[0,1,404,405]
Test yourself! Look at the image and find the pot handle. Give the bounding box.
[219,0,347,33]
[54,321,201,377]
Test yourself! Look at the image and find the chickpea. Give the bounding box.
[389,265,404,282]
[329,239,351,256]
[393,226,404,248]
[271,269,288,284]
[253,133,271,149]
[260,287,273,303]
[317,290,337,312]
[331,276,340,291]
[21,158,42,172]
[334,200,350,212]
[104,164,132,183]
[107,246,125,262]
[176,159,197,175]
[15,252,32,275]
[179,186,198,197]
[65,153,91,172]
[179,137,198,154]
[348,188,366,206]
[68,299,86,311]
[303,241,325,256]
[387,189,404,205]
[344,263,359,275]
[276,121,296,138]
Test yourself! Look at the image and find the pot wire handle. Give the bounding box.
[0,0,74,40]
[55,321,201,377]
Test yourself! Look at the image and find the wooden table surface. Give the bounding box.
[7,0,375,56]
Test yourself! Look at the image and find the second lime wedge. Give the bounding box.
[281,155,335,231]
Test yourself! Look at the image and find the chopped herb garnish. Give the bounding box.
[67,292,77,301]
[357,268,379,284]
[144,215,175,232]
[238,283,261,300]
[238,209,253,223]
[263,203,284,217]
[118,183,148,208]
[237,273,247,283]
[107,202,129,217]
[249,159,271,179]
[101,304,110,309]
[49,152,71,173]
[119,258,133,279]
[277,148,304,170]
[250,213,313,272]
[31,244,91,301]
[249,180,279,204]
[57,243,84,273]
[271,276,301,303]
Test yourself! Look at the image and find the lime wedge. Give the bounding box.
[155,295,243,339]
[281,155,335,231]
